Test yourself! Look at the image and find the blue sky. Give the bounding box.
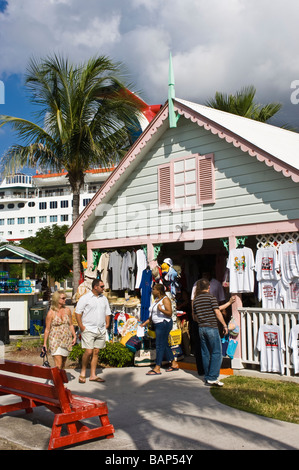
[1,0,299,175]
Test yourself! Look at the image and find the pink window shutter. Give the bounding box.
[158,164,172,209]
[198,154,215,204]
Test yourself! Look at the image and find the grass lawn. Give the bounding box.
[210,375,299,424]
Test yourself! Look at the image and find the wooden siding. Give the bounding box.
[86,117,299,242]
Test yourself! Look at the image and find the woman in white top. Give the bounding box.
[141,283,179,375]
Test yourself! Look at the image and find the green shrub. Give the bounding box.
[69,343,85,363]
[69,342,134,368]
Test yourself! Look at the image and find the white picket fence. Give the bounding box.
[238,308,299,376]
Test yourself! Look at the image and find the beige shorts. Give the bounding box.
[81,328,106,350]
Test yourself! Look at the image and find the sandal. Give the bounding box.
[165,367,180,372]
[78,375,86,383]
[89,377,105,383]
[146,370,161,376]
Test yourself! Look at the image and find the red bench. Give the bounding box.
[0,360,114,450]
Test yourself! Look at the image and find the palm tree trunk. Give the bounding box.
[72,188,82,294]
[72,242,81,295]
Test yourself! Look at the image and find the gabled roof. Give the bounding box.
[0,244,48,264]
[66,98,299,244]
[176,98,299,176]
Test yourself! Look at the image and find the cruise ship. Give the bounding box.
[0,168,114,241]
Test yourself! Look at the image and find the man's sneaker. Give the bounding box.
[205,379,224,387]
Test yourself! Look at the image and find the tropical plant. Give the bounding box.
[0,54,142,292]
[205,85,282,123]
[69,342,134,368]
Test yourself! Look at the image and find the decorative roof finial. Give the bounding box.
[168,52,179,128]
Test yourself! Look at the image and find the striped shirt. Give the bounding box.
[193,293,219,328]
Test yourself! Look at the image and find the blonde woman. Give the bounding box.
[43,291,76,369]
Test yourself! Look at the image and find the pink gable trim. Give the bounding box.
[175,100,299,184]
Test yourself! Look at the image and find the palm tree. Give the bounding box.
[0,54,142,293]
[205,85,282,123]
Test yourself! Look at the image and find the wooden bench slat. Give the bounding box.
[0,360,54,380]
[0,386,60,408]
[0,373,59,400]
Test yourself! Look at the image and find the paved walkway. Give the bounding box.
[0,365,298,451]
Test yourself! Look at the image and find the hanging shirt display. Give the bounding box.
[288,324,299,374]
[255,247,280,282]
[130,250,136,291]
[108,251,123,291]
[278,241,299,287]
[135,249,147,289]
[279,279,299,309]
[256,324,285,374]
[97,252,110,289]
[258,280,283,309]
[121,251,133,290]
[227,247,255,293]
[139,268,153,322]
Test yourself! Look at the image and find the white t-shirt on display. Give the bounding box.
[227,247,255,293]
[288,325,299,374]
[135,249,147,289]
[256,324,285,374]
[255,247,280,282]
[278,241,299,287]
[258,280,283,309]
[279,279,299,309]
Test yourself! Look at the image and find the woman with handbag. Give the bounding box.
[43,291,77,369]
[141,283,179,375]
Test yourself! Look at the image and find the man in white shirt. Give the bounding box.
[75,279,111,383]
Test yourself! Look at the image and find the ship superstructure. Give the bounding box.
[0,168,113,241]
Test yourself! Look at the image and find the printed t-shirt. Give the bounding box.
[227,247,255,293]
[278,241,299,287]
[255,247,280,281]
[258,280,283,309]
[256,324,285,374]
[280,279,299,309]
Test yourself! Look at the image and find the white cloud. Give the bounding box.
[0,0,299,124]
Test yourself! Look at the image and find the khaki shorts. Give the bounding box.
[81,328,106,350]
